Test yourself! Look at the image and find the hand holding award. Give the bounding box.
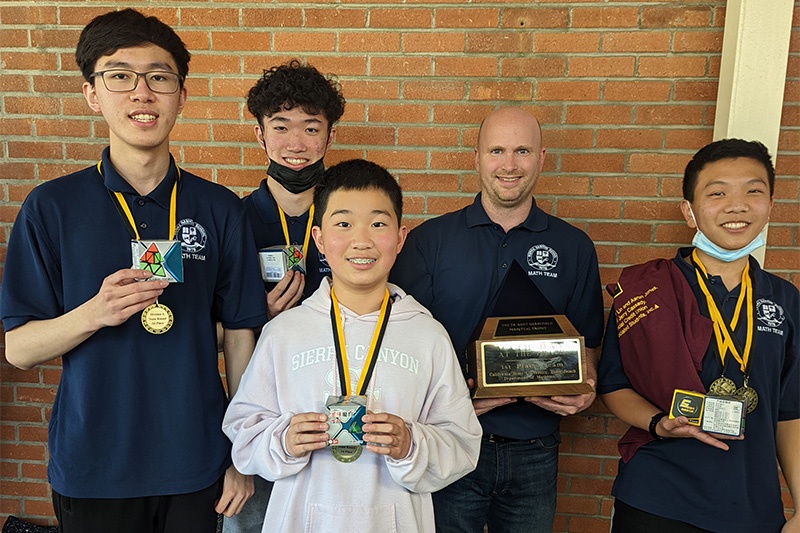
[361,412,412,460]
[285,412,329,458]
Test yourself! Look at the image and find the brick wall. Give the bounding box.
[1,1,798,530]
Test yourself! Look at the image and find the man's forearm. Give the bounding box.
[223,327,257,398]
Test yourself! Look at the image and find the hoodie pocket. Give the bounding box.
[305,503,397,533]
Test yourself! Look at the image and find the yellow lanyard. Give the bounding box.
[278,204,314,258]
[330,287,391,396]
[99,161,178,240]
[692,250,753,373]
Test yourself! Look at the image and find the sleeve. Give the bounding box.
[214,203,268,330]
[222,331,310,481]
[383,327,481,493]
[597,311,633,395]
[0,198,63,330]
[565,240,605,349]
[390,228,435,310]
[778,289,800,421]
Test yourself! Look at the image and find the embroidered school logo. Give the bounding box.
[176,219,207,253]
[756,298,785,328]
[527,245,558,271]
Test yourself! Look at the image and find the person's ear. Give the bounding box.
[177,86,187,113]
[679,200,696,229]
[82,81,101,113]
[396,225,408,254]
[254,124,267,151]
[312,226,325,255]
[325,127,336,152]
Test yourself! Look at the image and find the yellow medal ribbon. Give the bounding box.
[277,204,314,261]
[330,287,392,396]
[98,161,179,240]
[691,250,754,374]
[98,161,180,335]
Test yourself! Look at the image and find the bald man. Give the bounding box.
[391,107,604,532]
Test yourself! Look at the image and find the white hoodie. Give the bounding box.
[223,278,482,532]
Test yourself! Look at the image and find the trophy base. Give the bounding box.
[467,315,591,399]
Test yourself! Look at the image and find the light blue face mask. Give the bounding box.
[687,204,766,262]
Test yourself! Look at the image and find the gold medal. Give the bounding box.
[331,445,362,463]
[102,161,182,333]
[141,302,174,334]
[708,376,737,396]
[735,385,759,413]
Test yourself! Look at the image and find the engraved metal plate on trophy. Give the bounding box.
[467,315,592,399]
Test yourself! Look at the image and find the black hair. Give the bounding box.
[75,8,190,83]
[247,59,346,130]
[683,139,775,201]
[313,159,403,226]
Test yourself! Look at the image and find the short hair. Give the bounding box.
[247,59,346,130]
[75,8,191,84]
[313,159,403,226]
[683,139,775,201]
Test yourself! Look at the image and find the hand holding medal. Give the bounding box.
[325,287,393,463]
[285,412,330,458]
[101,161,183,335]
[92,268,169,328]
[361,412,412,460]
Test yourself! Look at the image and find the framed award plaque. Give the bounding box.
[467,315,592,399]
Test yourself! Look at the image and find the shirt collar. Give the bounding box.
[250,179,312,225]
[674,247,772,297]
[251,179,281,224]
[465,193,549,232]
[99,146,179,210]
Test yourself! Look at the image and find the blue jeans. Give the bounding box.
[222,475,273,533]
[433,434,559,533]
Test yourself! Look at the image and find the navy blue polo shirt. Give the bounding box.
[598,248,799,532]
[0,148,268,498]
[391,194,604,439]
[243,179,330,300]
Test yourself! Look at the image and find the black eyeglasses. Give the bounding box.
[89,69,183,94]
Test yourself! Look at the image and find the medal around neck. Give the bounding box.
[132,240,184,283]
[735,384,759,414]
[141,302,174,334]
[331,445,362,463]
[708,376,737,396]
[325,395,367,463]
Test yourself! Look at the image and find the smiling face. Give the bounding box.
[475,107,546,213]
[82,43,186,158]
[680,157,773,253]
[256,106,333,171]
[311,187,407,310]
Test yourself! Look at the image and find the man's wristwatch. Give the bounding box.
[649,412,667,440]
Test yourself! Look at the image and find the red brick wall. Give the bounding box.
[1,2,798,530]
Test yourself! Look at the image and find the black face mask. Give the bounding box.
[266,158,325,194]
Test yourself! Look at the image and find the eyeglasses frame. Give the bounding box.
[88,69,184,95]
